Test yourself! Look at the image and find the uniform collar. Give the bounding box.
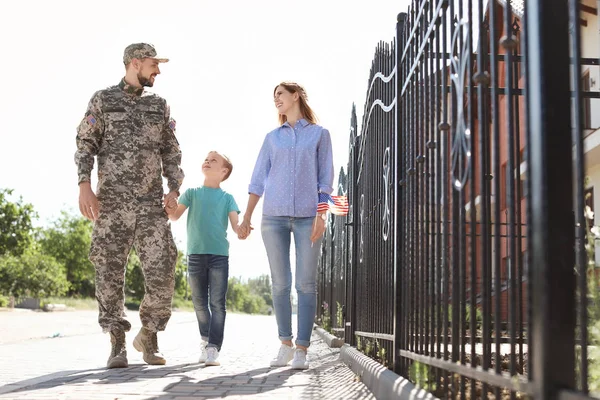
[283,118,309,128]
[118,78,144,96]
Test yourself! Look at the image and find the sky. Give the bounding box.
[0,0,409,280]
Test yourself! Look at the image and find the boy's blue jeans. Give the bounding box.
[187,254,229,351]
[261,215,323,348]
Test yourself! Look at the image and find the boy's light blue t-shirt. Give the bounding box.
[179,186,240,257]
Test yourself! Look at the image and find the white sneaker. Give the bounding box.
[270,344,295,367]
[205,347,220,366]
[198,341,208,363]
[291,349,309,370]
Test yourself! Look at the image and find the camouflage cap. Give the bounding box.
[123,43,169,64]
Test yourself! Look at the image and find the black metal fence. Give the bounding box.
[317,0,600,398]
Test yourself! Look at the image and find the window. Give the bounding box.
[582,70,592,129]
[501,256,510,282]
[518,148,527,199]
[586,186,594,226]
[501,151,527,210]
[521,251,528,279]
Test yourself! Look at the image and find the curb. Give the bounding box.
[313,326,438,399]
[314,327,344,348]
[339,345,438,400]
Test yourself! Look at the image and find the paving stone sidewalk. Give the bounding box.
[0,310,375,399]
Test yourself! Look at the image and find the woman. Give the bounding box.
[238,82,334,370]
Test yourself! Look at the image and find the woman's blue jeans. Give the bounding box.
[261,216,322,348]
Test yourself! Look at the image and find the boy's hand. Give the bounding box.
[236,225,247,240]
[238,219,254,239]
[167,197,177,209]
[164,193,178,214]
[236,224,251,240]
[163,191,179,212]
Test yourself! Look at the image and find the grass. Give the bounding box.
[41,297,98,310]
[37,297,195,311]
[171,298,195,312]
[36,297,258,314]
[124,297,195,312]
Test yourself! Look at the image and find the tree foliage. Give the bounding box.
[0,188,274,315]
[0,189,37,257]
[226,275,271,314]
[38,211,94,297]
[125,248,189,301]
[247,274,273,307]
[0,247,69,298]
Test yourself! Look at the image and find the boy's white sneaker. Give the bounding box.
[270,344,295,367]
[198,341,208,363]
[291,349,309,370]
[205,347,220,366]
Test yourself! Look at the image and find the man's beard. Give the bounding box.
[138,72,154,87]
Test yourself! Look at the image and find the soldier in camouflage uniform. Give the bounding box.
[74,43,184,369]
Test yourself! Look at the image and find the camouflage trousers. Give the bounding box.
[90,202,177,333]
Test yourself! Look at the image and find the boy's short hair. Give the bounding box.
[211,151,233,181]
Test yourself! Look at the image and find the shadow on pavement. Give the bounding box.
[146,347,365,400]
[1,343,371,400]
[0,363,200,396]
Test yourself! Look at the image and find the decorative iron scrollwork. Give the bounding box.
[359,194,365,263]
[382,147,391,241]
[357,65,397,183]
[450,18,472,190]
[348,203,353,267]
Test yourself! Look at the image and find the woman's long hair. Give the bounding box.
[274,82,318,126]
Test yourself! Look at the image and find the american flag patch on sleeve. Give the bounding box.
[168,120,176,130]
[86,114,97,125]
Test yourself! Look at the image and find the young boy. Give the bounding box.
[166,151,242,366]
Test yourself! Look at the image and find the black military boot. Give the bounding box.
[107,329,128,368]
[133,327,166,365]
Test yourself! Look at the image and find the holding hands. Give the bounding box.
[164,191,178,216]
[237,217,254,240]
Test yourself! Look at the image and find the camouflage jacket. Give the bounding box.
[75,79,184,205]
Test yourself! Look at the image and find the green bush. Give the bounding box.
[226,277,270,314]
[0,189,37,257]
[447,304,483,328]
[0,248,68,298]
[0,295,8,307]
[38,211,94,297]
[579,201,600,393]
[247,275,272,307]
[125,249,189,302]
[242,294,267,314]
[171,297,194,311]
[409,361,437,391]
[124,297,141,310]
[320,301,331,332]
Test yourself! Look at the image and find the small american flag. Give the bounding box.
[86,114,97,125]
[317,192,349,216]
